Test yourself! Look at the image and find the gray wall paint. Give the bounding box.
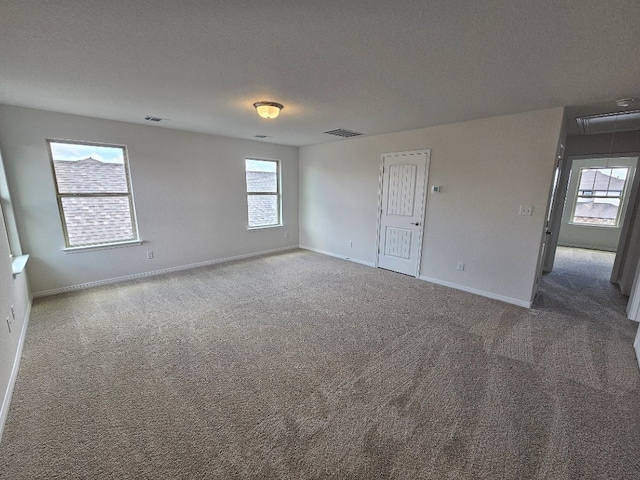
[558,157,637,252]
[565,131,640,158]
[0,105,299,294]
[300,108,564,306]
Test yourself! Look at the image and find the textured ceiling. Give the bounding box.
[1,0,639,146]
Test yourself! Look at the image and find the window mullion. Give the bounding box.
[58,192,130,198]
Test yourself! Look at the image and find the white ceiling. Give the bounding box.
[1,0,639,146]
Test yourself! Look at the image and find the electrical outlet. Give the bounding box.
[457,262,465,271]
[146,251,154,259]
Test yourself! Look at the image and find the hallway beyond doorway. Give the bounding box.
[535,246,628,317]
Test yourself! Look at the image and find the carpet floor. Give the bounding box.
[0,247,639,479]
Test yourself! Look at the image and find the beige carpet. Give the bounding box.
[1,247,639,479]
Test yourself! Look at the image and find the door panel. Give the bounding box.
[387,164,417,215]
[377,151,429,276]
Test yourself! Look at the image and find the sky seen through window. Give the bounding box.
[49,142,124,164]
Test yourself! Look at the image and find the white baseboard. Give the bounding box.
[557,242,617,253]
[418,275,532,309]
[0,300,31,442]
[300,246,530,308]
[33,246,299,298]
[299,245,375,268]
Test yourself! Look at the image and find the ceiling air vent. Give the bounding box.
[324,128,364,138]
[576,110,640,135]
[144,115,163,122]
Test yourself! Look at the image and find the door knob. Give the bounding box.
[411,222,420,226]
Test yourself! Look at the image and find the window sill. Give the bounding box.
[63,239,143,254]
[568,223,618,229]
[12,254,29,279]
[247,224,283,231]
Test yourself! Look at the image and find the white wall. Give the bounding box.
[300,108,564,307]
[558,157,637,252]
[0,150,31,441]
[0,220,30,441]
[0,105,299,295]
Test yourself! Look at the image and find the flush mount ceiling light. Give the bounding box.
[253,101,283,119]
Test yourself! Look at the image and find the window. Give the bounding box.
[0,157,15,256]
[47,140,139,248]
[245,159,281,228]
[571,166,629,226]
[0,200,11,256]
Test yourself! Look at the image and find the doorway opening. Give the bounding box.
[541,154,640,305]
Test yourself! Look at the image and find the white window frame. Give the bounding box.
[47,139,141,250]
[570,165,629,228]
[0,200,12,257]
[0,153,17,257]
[245,158,282,229]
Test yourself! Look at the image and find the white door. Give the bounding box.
[539,147,567,276]
[377,151,429,276]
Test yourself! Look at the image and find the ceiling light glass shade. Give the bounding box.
[254,101,283,119]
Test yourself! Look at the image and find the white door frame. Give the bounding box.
[628,256,640,321]
[374,149,430,277]
[539,142,567,276]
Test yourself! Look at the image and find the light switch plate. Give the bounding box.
[519,205,533,216]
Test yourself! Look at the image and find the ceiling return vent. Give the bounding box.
[576,110,640,135]
[324,128,364,138]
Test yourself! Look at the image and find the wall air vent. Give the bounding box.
[144,116,163,122]
[324,128,364,138]
[576,110,640,135]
